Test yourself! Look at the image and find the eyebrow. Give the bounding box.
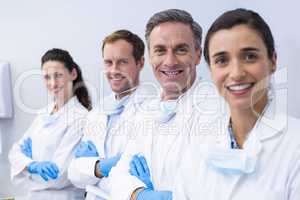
[212,47,260,58]
[176,43,190,49]
[241,47,260,52]
[212,51,227,58]
[153,44,165,49]
[104,58,129,62]
[153,43,190,49]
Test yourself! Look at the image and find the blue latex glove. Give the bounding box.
[130,154,154,190]
[20,138,32,158]
[97,154,121,177]
[27,161,59,181]
[137,188,172,200]
[75,140,99,158]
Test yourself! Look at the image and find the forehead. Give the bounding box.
[149,22,195,48]
[42,60,66,73]
[209,24,267,55]
[103,39,134,58]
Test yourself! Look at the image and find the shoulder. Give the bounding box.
[284,115,300,144]
[71,97,89,119]
[60,97,88,126]
[85,106,107,121]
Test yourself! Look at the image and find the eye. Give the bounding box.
[154,47,165,56]
[244,52,258,62]
[43,74,50,80]
[54,72,63,79]
[175,46,188,55]
[119,59,128,65]
[214,55,228,66]
[104,60,112,67]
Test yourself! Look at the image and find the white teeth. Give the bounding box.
[111,77,122,81]
[163,71,180,76]
[228,83,253,91]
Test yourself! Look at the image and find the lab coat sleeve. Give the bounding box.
[8,117,39,186]
[289,146,300,199]
[109,143,146,200]
[68,156,99,188]
[172,172,188,200]
[68,111,106,188]
[171,143,195,200]
[41,118,87,189]
[27,117,86,190]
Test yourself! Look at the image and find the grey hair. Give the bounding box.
[145,9,202,49]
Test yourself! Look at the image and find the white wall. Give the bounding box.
[0,0,299,197]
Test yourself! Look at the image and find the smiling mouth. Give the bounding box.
[226,83,255,93]
[161,69,183,78]
[109,74,125,81]
[110,77,124,81]
[52,88,63,94]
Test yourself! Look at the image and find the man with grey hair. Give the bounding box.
[107,9,216,200]
[144,8,202,101]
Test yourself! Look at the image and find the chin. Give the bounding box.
[228,99,254,110]
[111,86,126,94]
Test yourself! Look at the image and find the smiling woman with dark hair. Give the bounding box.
[8,48,91,200]
[173,8,300,200]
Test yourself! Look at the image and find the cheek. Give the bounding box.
[185,54,194,64]
[211,70,224,90]
[44,80,52,88]
[61,77,73,88]
[151,63,160,76]
[150,55,163,70]
[124,69,136,80]
[249,65,270,83]
[119,66,132,78]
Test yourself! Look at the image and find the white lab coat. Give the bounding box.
[67,88,148,199]
[173,98,300,200]
[108,78,221,200]
[9,97,88,200]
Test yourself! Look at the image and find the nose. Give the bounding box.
[48,77,58,89]
[229,60,246,81]
[108,63,121,74]
[163,50,179,67]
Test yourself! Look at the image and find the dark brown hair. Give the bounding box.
[204,8,275,65]
[41,48,92,110]
[102,29,145,63]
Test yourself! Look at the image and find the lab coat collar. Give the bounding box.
[177,77,200,109]
[223,94,287,143]
[38,96,85,127]
[55,96,82,114]
[152,77,204,114]
[101,85,146,114]
[254,98,287,141]
[40,96,82,116]
[129,85,150,105]
[221,97,287,151]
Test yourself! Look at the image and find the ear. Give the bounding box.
[71,68,78,81]
[270,52,277,74]
[136,56,145,70]
[195,47,202,66]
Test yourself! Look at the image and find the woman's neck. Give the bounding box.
[53,94,73,113]
[230,95,268,148]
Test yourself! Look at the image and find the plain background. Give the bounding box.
[0,0,299,197]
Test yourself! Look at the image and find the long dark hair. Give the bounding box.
[41,48,92,110]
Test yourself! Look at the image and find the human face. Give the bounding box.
[148,22,201,100]
[42,60,77,102]
[208,25,276,111]
[103,39,143,97]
